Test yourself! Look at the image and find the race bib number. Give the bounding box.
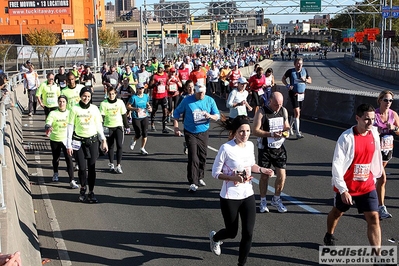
[236,105,247,116]
[381,135,394,151]
[103,127,109,137]
[60,81,66,88]
[267,117,285,149]
[182,80,187,85]
[257,89,264,96]
[120,91,129,98]
[297,93,305,102]
[224,80,229,86]
[193,110,206,123]
[353,164,371,181]
[47,97,57,106]
[110,78,118,85]
[169,84,178,92]
[157,85,166,93]
[71,140,81,151]
[197,78,206,86]
[137,108,147,118]
[85,80,92,86]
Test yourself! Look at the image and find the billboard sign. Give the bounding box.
[8,0,70,16]
[229,21,248,30]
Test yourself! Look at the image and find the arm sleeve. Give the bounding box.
[122,114,129,129]
[212,146,226,179]
[331,133,350,194]
[66,124,74,149]
[226,90,236,108]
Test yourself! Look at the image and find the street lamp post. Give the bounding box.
[19,20,26,62]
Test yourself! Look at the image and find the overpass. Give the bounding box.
[227,31,332,46]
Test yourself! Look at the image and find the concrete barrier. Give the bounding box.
[0,104,42,265]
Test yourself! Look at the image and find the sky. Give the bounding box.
[109,0,340,24]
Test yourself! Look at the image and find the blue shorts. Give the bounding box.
[334,189,378,214]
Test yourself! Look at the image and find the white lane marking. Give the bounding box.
[205,146,322,214]
[35,152,72,266]
[164,122,321,214]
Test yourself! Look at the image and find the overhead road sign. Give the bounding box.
[217,22,229,31]
[382,6,391,18]
[229,22,248,30]
[392,6,399,18]
[192,30,201,39]
[300,0,321,12]
[364,28,380,35]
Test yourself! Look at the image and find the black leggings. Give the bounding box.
[50,140,74,182]
[132,117,148,139]
[213,195,256,266]
[75,140,99,192]
[107,127,124,165]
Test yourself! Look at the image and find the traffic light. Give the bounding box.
[182,24,186,31]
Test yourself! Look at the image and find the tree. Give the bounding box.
[99,28,121,62]
[25,28,59,68]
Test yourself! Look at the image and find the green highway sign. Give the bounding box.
[217,22,229,31]
[300,0,321,12]
[192,30,201,38]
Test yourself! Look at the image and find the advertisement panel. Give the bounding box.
[8,0,70,16]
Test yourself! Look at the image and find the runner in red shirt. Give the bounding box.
[178,63,190,86]
[248,67,266,114]
[324,104,383,247]
[149,64,169,133]
[189,61,207,86]
[167,67,182,123]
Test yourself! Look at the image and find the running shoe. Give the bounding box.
[130,139,136,150]
[209,231,222,256]
[271,197,287,213]
[162,129,169,134]
[151,124,156,131]
[379,205,392,219]
[108,163,115,172]
[296,132,304,139]
[167,115,171,123]
[323,233,336,246]
[140,148,148,155]
[70,180,79,189]
[183,142,188,155]
[259,199,269,213]
[115,165,123,174]
[79,188,87,202]
[88,192,98,203]
[74,164,79,171]
[199,179,206,187]
[52,173,59,182]
[188,184,198,192]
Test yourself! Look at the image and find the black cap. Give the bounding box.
[26,60,31,64]
[79,87,93,97]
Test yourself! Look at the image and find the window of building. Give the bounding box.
[118,30,127,38]
[148,31,161,35]
[128,30,137,38]
[4,7,8,14]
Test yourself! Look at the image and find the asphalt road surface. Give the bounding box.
[28,54,399,266]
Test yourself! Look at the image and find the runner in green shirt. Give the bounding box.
[66,87,108,203]
[45,95,78,188]
[100,85,129,174]
[61,72,84,110]
[36,72,60,118]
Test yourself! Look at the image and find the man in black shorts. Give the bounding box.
[281,57,311,139]
[324,104,383,247]
[253,92,291,213]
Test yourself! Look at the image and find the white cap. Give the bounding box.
[194,84,206,93]
[238,77,248,84]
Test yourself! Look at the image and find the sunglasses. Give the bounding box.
[383,99,393,103]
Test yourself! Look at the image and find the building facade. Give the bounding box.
[0,0,105,42]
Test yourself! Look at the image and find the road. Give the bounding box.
[28,54,399,265]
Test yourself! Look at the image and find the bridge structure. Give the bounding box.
[226,31,332,46]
